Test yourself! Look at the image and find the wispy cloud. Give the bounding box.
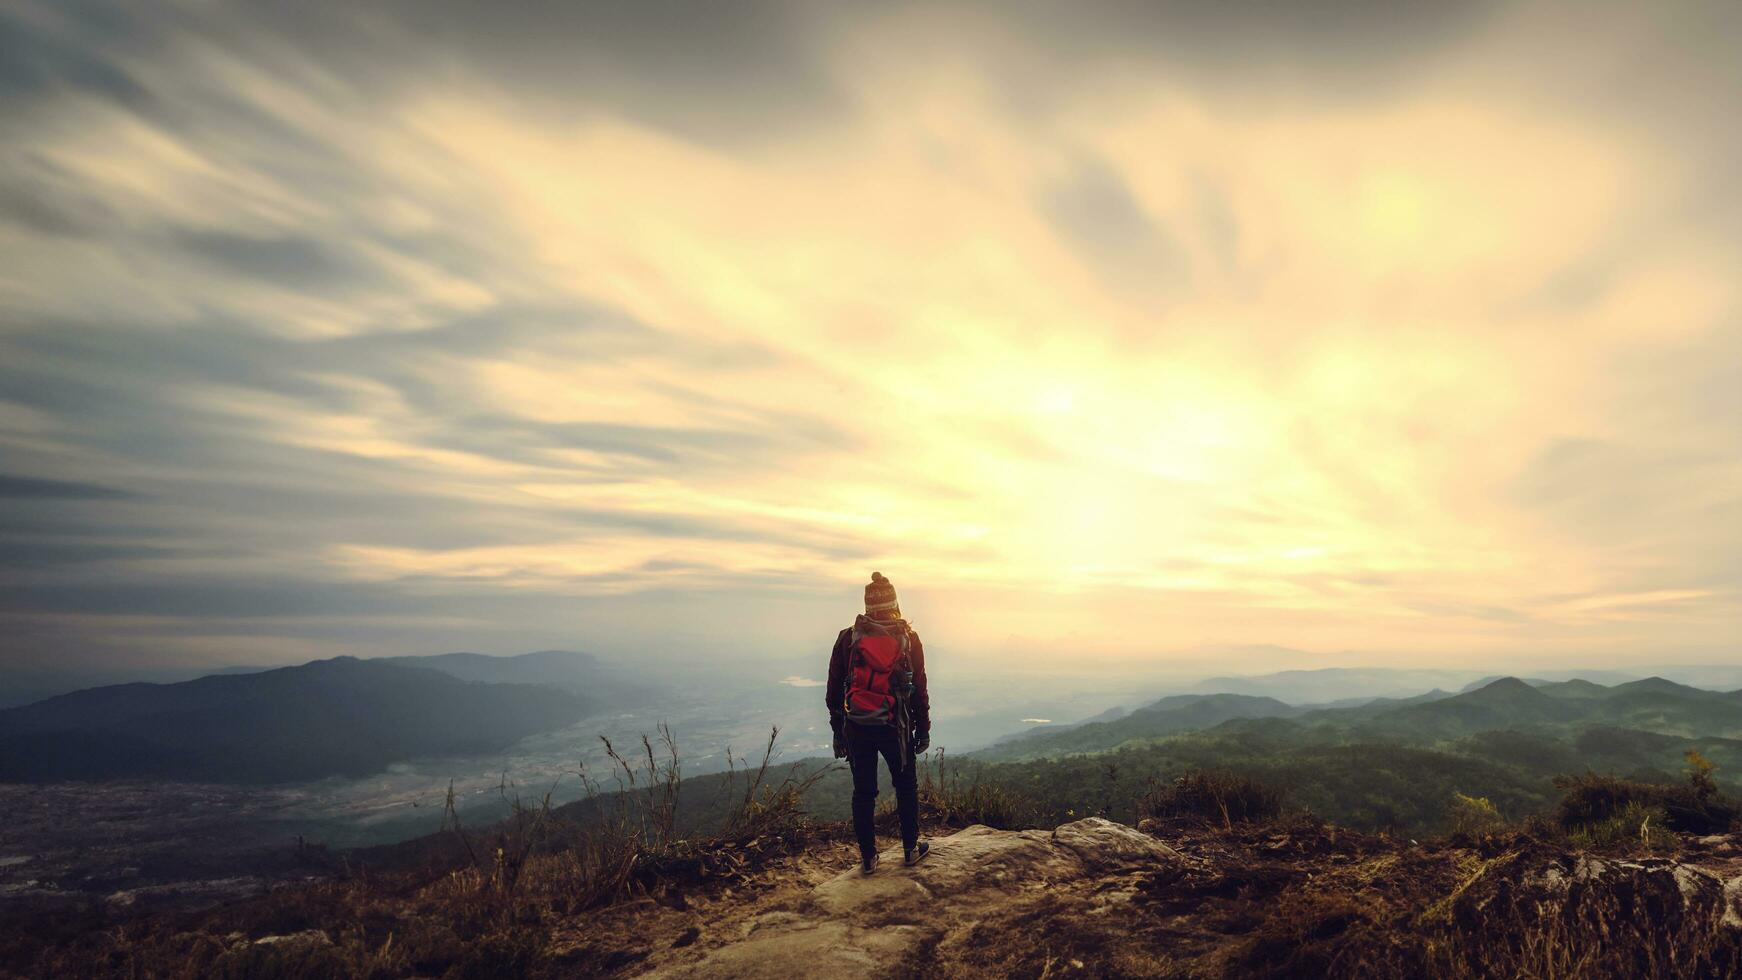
[0,0,1737,674]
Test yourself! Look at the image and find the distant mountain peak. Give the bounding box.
[1616,676,1705,697]
[1460,676,1551,702]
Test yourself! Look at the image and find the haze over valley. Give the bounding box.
[5,647,1741,910]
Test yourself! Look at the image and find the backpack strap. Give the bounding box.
[843,626,860,715]
[894,627,915,760]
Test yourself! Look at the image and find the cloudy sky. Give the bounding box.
[1,0,1737,679]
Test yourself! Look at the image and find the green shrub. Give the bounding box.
[1547,751,1736,852]
[1446,792,1504,837]
[1137,769,1284,828]
[1554,765,1737,837]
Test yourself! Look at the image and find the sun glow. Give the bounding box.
[3,3,1736,668]
[327,66,1730,658]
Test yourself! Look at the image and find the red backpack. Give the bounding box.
[843,627,913,726]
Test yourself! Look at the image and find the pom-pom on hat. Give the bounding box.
[864,571,901,621]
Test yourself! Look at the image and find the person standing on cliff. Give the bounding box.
[826,572,931,875]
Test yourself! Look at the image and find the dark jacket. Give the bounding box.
[826,625,930,739]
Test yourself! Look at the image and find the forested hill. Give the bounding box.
[977,675,1742,762]
[0,656,591,783]
[981,692,1305,761]
[596,675,1742,839]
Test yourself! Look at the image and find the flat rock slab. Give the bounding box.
[1054,816,1185,873]
[647,921,921,980]
[813,824,1073,917]
[644,819,1179,979]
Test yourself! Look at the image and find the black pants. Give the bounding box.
[847,722,918,860]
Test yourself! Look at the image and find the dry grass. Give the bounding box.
[1445,791,1505,839]
[912,747,1036,829]
[716,726,835,840]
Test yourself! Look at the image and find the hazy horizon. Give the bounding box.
[3,0,1738,679]
[8,641,1742,714]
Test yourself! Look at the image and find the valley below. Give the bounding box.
[0,686,826,907]
[0,649,1176,910]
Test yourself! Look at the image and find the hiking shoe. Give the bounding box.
[904,842,930,867]
[860,853,879,876]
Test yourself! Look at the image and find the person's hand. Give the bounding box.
[912,731,930,755]
[833,733,848,759]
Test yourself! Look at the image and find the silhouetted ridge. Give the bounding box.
[1537,678,1613,699]
[1615,676,1713,698]
[1131,693,1293,716]
[1461,676,1552,703]
[1457,674,1553,694]
[0,656,590,783]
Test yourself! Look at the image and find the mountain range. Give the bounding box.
[977,674,1742,763]
[0,653,619,783]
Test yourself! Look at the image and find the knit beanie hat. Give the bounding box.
[864,572,901,620]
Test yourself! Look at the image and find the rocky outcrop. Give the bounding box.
[613,822,1742,979]
[643,818,1180,979]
